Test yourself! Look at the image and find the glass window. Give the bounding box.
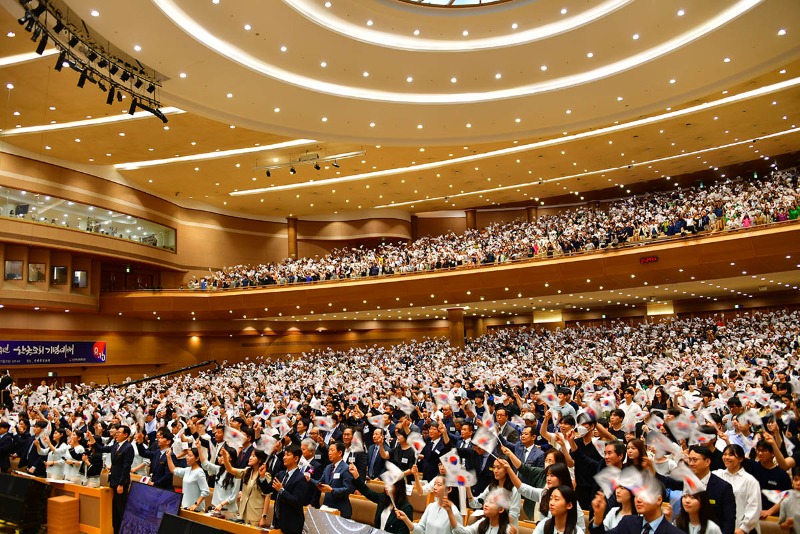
[72,270,89,288]
[28,263,46,282]
[4,260,23,280]
[52,266,68,285]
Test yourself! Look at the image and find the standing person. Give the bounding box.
[0,422,14,473]
[712,444,761,534]
[166,447,210,512]
[88,426,134,534]
[348,461,414,534]
[42,428,69,480]
[308,441,355,518]
[395,475,462,534]
[268,444,307,534]
[674,491,723,534]
[26,420,49,477]
[198,442,240,515]
[218,447,271,526]
[135,429,179,490]
[778,466,800,534]
[62,431,86,484]
[0,371,13,409]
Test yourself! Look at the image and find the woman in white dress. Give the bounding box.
[62,431,85,484]
[395,475,463,534]
[533,485,584,534]
[673,491,723,534]
[166,447,210,512]
[468,459,522,525]
[42,428,69,480]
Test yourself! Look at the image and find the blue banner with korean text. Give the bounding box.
[0,341,106,365]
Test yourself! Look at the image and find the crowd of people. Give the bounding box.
[1,308,800,534]
[195,169,800,289]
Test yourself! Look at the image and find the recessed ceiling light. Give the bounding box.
[417,124,423,129]
[324,1,331,6]
[495,73,502,79]
[677,9,685,16]
[321,117,327,122]
[632,33,639,40]
[406,76,413,82]
[669,78,676,84]
[369,122,375,127]
[280,46,287,52]
[133,44,142,52]
[226,92,233,98]
[273,107,280,112]
[363,71,369,77]
[560,8,567,14]
[515,118,521,123]
[723,57,731,63]
[244,24,252,31]
[320,61,327,67]
[366,20,373,26]
[6,83,13,90]
[450,77,457,83]
[466,123,471,128]
[413,29,420,36]
[778,29,787,36]
[179,72,187,78]
[6,31,15,37]
[586,52,594,58]
[540,65,547,71]
[617,96,623,101]
[565,109,571,114]
[462,30,469,36]
[90,10,100,17]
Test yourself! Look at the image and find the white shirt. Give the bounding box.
[713,468,762,533]
[413,502,463,534]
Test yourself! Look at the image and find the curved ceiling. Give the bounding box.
[0,0,798,219]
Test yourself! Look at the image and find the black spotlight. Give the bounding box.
[332,160,339,168]
[98,80,107,92]
[289,166,296,175]
[31,2,46,17]
[52,19,64,33]
[35,32,48,54]
[109,64,118,75]
[106,87,115,105]
[31,24,42,41]
[77,69,89,88]
[128,97,137,115]
[134,79,143,89]
[68,35,78,47]
[18,11,32,25]
[54,50,66,71]
[314,162,320,171]
[120,70,130,82]
[87,50,97,62]
[97,58,107,68]
[25,17,35,32]
[146,83,155,93]
[266,170,271,177]
[116,90,123,102]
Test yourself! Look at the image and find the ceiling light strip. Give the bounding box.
[114,138,318,170]
[284,0,631,51]
[154,0,760,103]
[0,48,59,67]
[375,126,800,208]
[229,75,800,197]
[0,108,185,137]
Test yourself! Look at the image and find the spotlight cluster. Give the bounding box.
[16,0,168,123]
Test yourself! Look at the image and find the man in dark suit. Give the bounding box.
[300,438,324,507]
[0,371,13,409]
[469,444,496,495]
[496,407,520,445]
[418,420,453,482]
[236,427,255,469]
[134,428,177,490]
[24,420,48,477]
[512,426,545,469]
[590,478,684,534]
[0,422,14,473]
[341,427,367,478]
[365,428,388,480]
[308,441,355,518]
[91,425,134,534]
[658,445,736,534]
[269,444,306,534]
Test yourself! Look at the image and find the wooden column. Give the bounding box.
[465,209,477,230]
[410,215,419,242]
[287,217,298,260]
[447,307,465,348]
[526,206,538,222]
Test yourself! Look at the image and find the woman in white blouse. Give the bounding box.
[199,445,241,516]
[712,444,762,534]
[42,428,69,480]
[533,485,584,534]
[396,475,463,534]
[454,488,516,534]
[166,447,210,512]
[468,459,521,525]
[62,431,85,483]
[602,486,636,530]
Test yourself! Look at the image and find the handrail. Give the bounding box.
[113,360,218,387]
[108,217,799,294]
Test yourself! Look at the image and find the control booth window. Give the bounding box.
[73,270,89,288]
[28,263,46,282]
[4,260,23,280]
[51,266,68,285]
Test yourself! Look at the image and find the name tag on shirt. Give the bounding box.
[333,473,341,479]
[401,458,409,464]
[315,454,321,460]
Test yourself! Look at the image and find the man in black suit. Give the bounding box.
[90,425,134,534]
[365,428,388,480]
[0,371,13,409]
[236,427,255,469]
[341,427,367,478]
[300,438,324,507]
[658,445,736,534]
[24,420,48,477]
[308,441,355,518]
[134,428,177,490]
[418,420,453,482]
[269,444,306,534]
[0,422,14,473]
[590,478,684,534]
